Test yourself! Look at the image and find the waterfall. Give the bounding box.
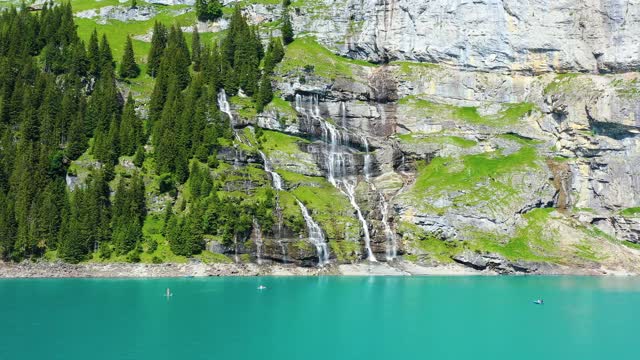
[363,136,372,181]
[297,93,377,262]
[278,240,288,264]
[258,150,283,191]
[233,235,239,263]
[217,89,247,147]
[253,218,264,265]
[258,149,285,253]
[380,194,397,260]
[296,200,330,266]
[361,136,396,261]
[218,89,233,123]
[342,181,376,261]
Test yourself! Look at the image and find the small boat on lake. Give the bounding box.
[257,285,267,290]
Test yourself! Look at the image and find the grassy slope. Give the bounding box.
[279,37,374,80]
[398,96,537,127]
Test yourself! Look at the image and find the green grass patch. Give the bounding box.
[620,207,640,217]
[265,97,298,124]
[469,208,559,262]
[622,241,640,250]
[260,130,308,155]
[329,240,360,263]
[43,250,59,262]
[397,222,461,263]
[573,242,601,262]
[195,250,233,264]
[68,0,122,12]
[279,37,374,80]
[292,239,313,252]
[75,6,196,64]
[280,171,359,241]
[543,73,580,95]
[410,146,539,207]
[396,133,477,148]
[398,96,536,127]
[230,96,258,119]
[611,78,640,98]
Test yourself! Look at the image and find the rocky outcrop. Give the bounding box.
[452,250,558,274]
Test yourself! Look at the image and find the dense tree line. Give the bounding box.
[0,2,290,263]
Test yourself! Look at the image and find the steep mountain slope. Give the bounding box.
[3,0,640,273]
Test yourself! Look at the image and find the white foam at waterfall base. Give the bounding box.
[296,200,330,266]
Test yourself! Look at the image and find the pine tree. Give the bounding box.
[263,37,285,75]
[147,22,168,77]
[281,10,294,45]
[0,191,17,260]
[167,26,191,89]
[119,35,140,79]
[133,146,145,167]
[66,112,86,160]
[119,93,142,156]
[191,27,202,71]
[99,34,114,71]
[196,0,223,22]
[255,74,273,113]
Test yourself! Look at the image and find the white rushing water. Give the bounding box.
[258,150,283,191]
[297,94,378,262]
[217,89,233,122]
[296,200,330,266]
[379,193,397,260]
[221,91,330,266]
[258,149,288,261]
[362,134,397,260]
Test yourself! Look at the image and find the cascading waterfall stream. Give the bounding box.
[296,200,330,266]
[221,91,329,266]
[380,197,397,260]
[260,147,328,266]
[297,94,377,262]
[257,149,288,262]
[258,150,283,191]
[218,90,242,262]
[361,134,397,260]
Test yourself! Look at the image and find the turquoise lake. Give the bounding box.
[1,276,639,359]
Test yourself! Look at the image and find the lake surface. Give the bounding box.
[1,276,639,360]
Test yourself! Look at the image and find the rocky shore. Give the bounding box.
[1,259,635,278]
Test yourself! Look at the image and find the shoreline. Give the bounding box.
[0,260,637,278]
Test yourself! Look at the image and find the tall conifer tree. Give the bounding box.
[119,35,140,78]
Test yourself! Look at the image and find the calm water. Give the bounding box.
[1,276,639,359]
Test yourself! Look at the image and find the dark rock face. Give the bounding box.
[452,251,557,274]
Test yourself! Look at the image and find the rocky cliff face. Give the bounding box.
[218,0,640,272]
[54,0,640,272]
[293,0,640,74]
